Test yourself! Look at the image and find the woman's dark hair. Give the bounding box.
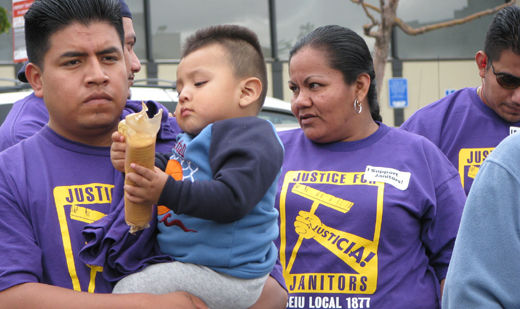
[289,25,381,122]
[484,5,520,66]
[25,0,124,69]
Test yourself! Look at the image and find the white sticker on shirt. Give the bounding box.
[364,165,411,190]
[510,126,520,135]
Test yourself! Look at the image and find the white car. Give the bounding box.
[129,85,298,131]
[0,85,33,125]
[0,84,298,131]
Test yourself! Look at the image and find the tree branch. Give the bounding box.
[350,0,380,13]
[360,0,379,27]
[395,0,516,35]
[359,0,379,37]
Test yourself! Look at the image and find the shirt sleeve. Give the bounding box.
[400,108,443,148]
[269,258,287,292]
[155,152,171,170]
[422,172,464,280]
[158,117,284,223]
[0,160,42,291]
[0,94,48,152]
[442,158,520,308]
[419,139,465,281]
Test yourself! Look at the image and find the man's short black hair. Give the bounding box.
[484,5,520,65]
[25,0,124,68]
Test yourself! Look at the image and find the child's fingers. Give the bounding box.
[112,131,125,142]
[124,190,146,204]
[125,172,149,187]
[129,163,156,180]
[111,142,126,153]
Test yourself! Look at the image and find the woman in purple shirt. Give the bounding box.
[276,25,466,309]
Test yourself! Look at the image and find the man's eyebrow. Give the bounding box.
[97,46,122,56]
[59,47,122,58]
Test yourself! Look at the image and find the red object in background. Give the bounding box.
[12,0,34,63]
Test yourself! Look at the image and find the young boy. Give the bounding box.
[110,25,284,309]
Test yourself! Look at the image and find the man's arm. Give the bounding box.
[0,282,207,309]
[250,276,288,309]
[442,153,520,308]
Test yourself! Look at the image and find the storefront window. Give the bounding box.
[125,0,146,60]
[274,0,375,60]
[395,0,506,60]
[148,0,270,61]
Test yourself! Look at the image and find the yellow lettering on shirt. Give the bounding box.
[53,183,112,291]
[458,148,493,188]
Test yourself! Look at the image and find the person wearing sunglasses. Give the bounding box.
[401,5,520,196]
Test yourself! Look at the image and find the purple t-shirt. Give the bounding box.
[0,93,180,153]
[0,127,120,292]
[277,123,465,309]
[0,92,48,151]
[401,87,520,194]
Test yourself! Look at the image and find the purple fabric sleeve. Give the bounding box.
[0,93,48,151]
[270,259,287,292]
[79,174,172,283]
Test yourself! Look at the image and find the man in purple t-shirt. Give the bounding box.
[0,1,211,307]
[401,6,520,195]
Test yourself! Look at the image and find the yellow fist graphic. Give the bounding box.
[294,210,322,239]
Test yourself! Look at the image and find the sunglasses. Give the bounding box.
[491,63,520,89]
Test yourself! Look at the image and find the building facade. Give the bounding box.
[0,0,514,126]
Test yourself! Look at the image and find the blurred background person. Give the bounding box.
[401,6,520,195]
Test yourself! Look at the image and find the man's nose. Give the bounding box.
[86,59,109,85]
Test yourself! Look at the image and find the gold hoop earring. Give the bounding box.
[354,98,362,114]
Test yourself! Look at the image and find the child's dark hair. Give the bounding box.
[182,25,268,109]
[290,25,382,122]
[25,0,123,69]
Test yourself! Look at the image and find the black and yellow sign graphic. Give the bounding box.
[458,148,493,189]
[279,171,384,294]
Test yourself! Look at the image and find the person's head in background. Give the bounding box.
[175,24,267,136]
[119,0,141,87]
[288,25,381,144]
[18,0,140,92]
[476,5,520,123]
[23,0,128,146]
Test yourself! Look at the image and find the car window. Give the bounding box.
[0,85,300,132]
[258,110,297,125]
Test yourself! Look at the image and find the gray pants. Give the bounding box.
[113,261,268,309]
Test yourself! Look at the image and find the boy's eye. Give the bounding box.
[288,84,298,93]
[194,81,207,87]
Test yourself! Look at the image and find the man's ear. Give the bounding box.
[475,50,488,79]
[25,62,44,98]
[239,77,262,108]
